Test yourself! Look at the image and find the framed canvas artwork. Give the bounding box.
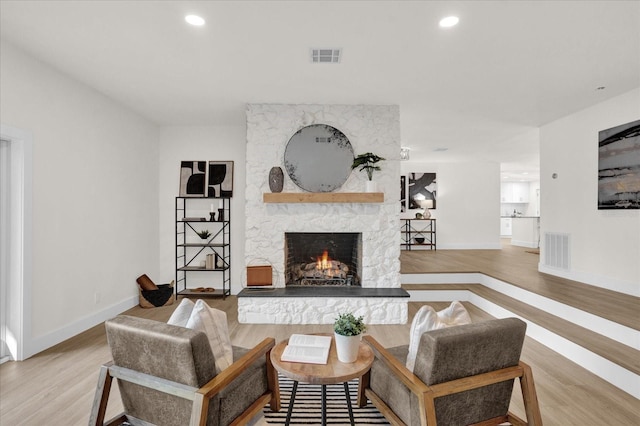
[598,119,640,209]
[207,161,234,198]
[179,161,207,197]
[400,175,407,212]
[408,172,437,210]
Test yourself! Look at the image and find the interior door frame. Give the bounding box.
[0,124,33,361]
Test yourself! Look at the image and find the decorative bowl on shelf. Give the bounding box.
[414,237,425,244]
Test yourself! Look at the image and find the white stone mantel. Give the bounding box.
[241,104,405,324]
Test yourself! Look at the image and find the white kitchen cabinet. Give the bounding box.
[501,182,529,203]
[500,217,512,236]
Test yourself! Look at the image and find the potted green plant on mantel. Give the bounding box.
[333,312,367,363]
[351,152,385,193]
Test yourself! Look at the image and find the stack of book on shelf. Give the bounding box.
[205,253,216,269]
[281,334,332,364]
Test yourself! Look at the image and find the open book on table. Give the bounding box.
[281,334,332,365]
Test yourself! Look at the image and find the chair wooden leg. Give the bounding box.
[189,392,208,426]
[419,390,437,426]
[88,363,114,426]
[357,370,370,407]
[519,362,543,425]
[266,349,281,412]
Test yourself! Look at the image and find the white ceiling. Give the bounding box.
[2,1,639,182]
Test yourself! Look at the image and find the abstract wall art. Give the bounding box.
[598,119,640,209]
[206,161,234,198]
[179,161,207,197]
[408,172,437,210]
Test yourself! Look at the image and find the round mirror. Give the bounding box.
[284,124,354,192]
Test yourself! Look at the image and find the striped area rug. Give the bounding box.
[263,375,390,425]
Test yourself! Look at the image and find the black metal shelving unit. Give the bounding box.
[401,218,436,250]
[175,197,231,298]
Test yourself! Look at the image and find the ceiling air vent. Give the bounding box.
[311,48,341,63]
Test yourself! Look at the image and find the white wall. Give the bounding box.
[401,162,501,249]
[527,181,540,217]
[158,126,246,293]
[0,41,159,357]
[540,88,640,296]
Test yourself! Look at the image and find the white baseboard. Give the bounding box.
[24,296,138,359]
[437,242,502,249]
[510,239,538,248]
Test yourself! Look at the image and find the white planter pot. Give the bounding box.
[334,333,361,363]
[365,181,378,193]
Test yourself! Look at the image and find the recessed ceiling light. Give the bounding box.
[185,15,205,26]
[439,16,459,28]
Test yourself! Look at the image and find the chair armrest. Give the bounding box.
[198,337,276,399]
[362,335,430,396]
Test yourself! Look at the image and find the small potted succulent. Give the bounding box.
[197,229,211,240]
[351,152,385,192]
[333,312,367,363]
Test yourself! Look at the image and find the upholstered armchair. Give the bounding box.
[360,318,542,426]
[89,315,280,426]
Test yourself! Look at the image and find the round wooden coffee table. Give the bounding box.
[271,334,374,426]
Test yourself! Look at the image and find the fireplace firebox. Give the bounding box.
[285,232,362,286]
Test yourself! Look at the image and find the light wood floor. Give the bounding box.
[1,245,639,425]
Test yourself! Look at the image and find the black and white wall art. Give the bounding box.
[400,175,406,212]
[206,161,234,198]
[407,172,437,210]
[598,119,640,209]
[179,161,207,197]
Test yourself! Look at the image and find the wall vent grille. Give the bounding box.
[311,49,341,63]
[544,232,570,270]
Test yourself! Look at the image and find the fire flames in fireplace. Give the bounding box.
[285,232,361,286]
[290,250,352,286]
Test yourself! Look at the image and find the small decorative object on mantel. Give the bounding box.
[269,166,284,192]
[351,152,385,192]
[334,312,367,363]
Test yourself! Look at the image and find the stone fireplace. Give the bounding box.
[285,232,362,287]
[239,104,406,324]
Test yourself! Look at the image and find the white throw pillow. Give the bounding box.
[167,298,195,327]
[184,299,233,374]
[405,301,472,372]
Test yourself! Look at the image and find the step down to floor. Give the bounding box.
[402,280,640,398]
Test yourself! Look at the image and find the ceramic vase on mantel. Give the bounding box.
[365,180,378,193]
[334,333,361,363]
[269,166,284,193]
